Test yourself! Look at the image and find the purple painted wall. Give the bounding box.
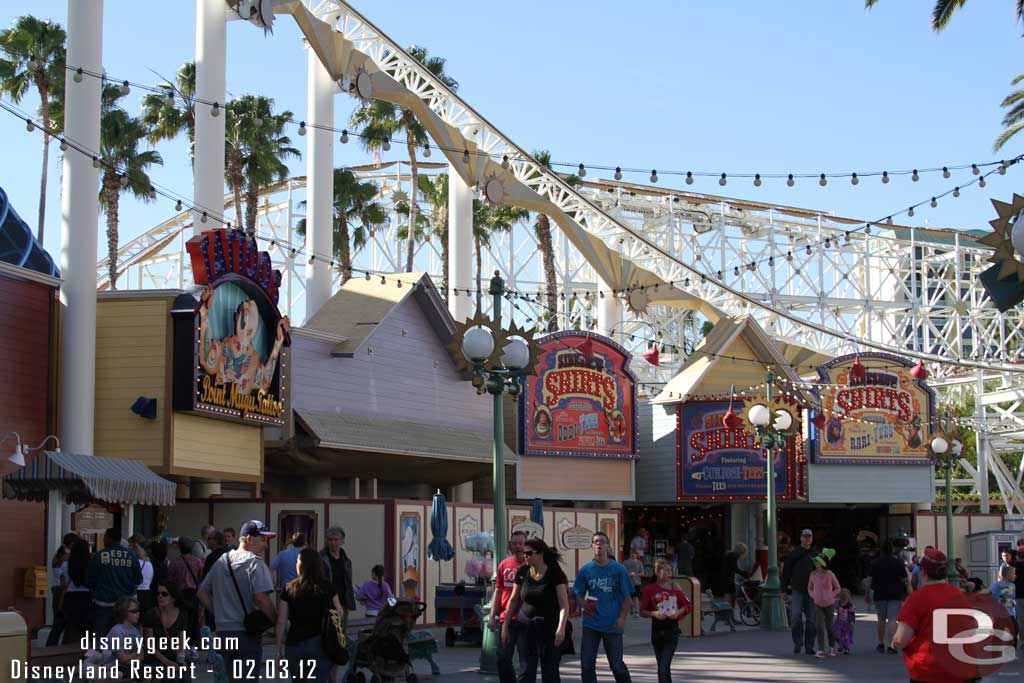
[291,295,493,431]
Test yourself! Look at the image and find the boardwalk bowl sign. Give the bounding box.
[519,332,637,459]
[814,353,935,464]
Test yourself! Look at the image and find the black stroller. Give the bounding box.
[344,599,434,683]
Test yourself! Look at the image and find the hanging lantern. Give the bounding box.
[642,345,660,367]
[910,359,928,381]
[850,356,867,380]
[722,406,742,429]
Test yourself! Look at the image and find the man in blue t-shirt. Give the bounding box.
[574,532,633,683]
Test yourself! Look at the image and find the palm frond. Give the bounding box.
[994,120,1024,151]
[932,0,969,31]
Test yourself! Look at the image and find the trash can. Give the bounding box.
[0,611,28,683]
[676,576,702,637]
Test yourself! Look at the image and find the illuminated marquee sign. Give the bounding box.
[677,401,804,501]
[172,228,290,426]
[814,353,935,464]
[519,332,637,459]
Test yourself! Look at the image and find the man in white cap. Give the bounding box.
[782,528,818,655]
[198,520,277,682]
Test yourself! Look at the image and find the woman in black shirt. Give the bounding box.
[142,580,194,669]
[501,538,569,683]
[275,548,341,683]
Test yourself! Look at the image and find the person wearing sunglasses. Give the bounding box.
[501,538,569,682]
[104,597,145,668]
[142,581,193,670]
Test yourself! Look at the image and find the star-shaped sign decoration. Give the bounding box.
[977,193,1024,282]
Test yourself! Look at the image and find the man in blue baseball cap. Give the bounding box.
[198,520,276,682]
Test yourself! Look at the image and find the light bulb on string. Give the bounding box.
[73,67,83,83]
[787,174,795,187]
[882,171,889,184]
[908,207,915,218]
[422,143,430,157]
[953,187,960,197]
[930,197,938,208]
[120,174,129,188]
[650,169,658,183]
[59,140,67,151]
[912,169,919,181]
[719,173,727,186]
[578,163,586,177]
[851,173,858,185]
[166,91,175,106]
[943,167,951,178]
[614,166,622,180]
[25,119,34,132]
[502,155,509,169]
[999,163,1007,175]
[753,173,761,187]
[297,121,307,136]
[120,80,130,95]
[819,173,827,186]
[972,163,980,175]
[175,200,183,212]
[463,149,470,164]
[340,130,349,144]
[201,211,209,224]
[91,156,100,169]
[980,177,987,187]
[382,137,391,151]
[686,171,693,185]
[211,102,220,117]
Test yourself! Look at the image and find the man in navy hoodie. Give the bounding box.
[574,532,634,683]
[87,527,142,638]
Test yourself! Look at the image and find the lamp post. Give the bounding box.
[929,411,962,587]
[744,368,792,631]
[451,271,539,673]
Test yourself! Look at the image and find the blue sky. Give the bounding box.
[2,1,1023,261]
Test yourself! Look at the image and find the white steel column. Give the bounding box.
[193,0,226,234]
[975,370,990,513]
[597,276,621,343]
[59,0,102,455]
[303,47,335,318]
[448,165,474,322]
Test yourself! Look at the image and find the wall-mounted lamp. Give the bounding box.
[31,435,61,454]
[1,432,25,467]
[131,397,158,420]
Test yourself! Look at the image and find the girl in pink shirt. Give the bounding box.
[807,548,840,657]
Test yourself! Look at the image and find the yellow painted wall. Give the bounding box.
[171,413,262,481]
[95,297,172,468]
[519,457,633,499]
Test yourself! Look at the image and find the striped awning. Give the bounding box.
[2,451,176,507]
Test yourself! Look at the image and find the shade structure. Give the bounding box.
[2,451,177,507]
[427,491,454,561]
[531,498,545,528]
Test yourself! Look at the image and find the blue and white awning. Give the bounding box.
[3,451,176,506]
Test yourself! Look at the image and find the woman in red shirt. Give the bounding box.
[639,559,692,683]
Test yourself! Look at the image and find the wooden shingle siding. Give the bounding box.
[635,401,680,503]
[292,296,491,431]
[518,456,633,499]
[94,298,170,467]
[172,413,261,480]
[808,463,933,503]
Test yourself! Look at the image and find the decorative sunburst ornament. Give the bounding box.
[977,193,1024,282]
[448,312,501,372]
[627,288,649,314]
[740,395,799,445]
[500,319,540,376]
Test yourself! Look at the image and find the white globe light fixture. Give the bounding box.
[772,409,793,431]
[930,436,949,455]
[484,178,505,205]
[462,326,495,362]
[501,337,531,370]
[748,404,771,427]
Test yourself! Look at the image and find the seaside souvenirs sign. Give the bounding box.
[173,228,290,426]
[677,400,803,501]
[519,331,638,459]
[814,353,935,464]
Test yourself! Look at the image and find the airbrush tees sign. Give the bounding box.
[519,332,637,459]
[173,228,290,426]
[814,353,935,464]
[677,400,802,501]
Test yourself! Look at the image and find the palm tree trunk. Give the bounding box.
[535,214,559,332]
[104,176,120,290]
[37,84,50,243]
[405,139,419,272]
[339,216,352,285]
[441,220,449,303]
[475,236,482,313]
[229,152,244,231]
[244,184,258,239]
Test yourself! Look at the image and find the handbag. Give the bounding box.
[321,604,349,665]
[224,552,274,635]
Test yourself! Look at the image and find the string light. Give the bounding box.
[579,163,586,177]
[851,173,858,185]
[382,137,391,151]
[787,174,794,187]
[297,121,306,136]
[753,173,762,187]
[882,171,889,184]
[819,173,827,187]
[73,67,83,83]
[340,129,349,144]
[650,169,658,183]
[719,173,727,186]
[423,142,430,157]
[615,167,623,181]
[120,80,130,95]
[211,102,219,117]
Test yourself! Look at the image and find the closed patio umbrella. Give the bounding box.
[531,497,544,529]
[428,490,455,561]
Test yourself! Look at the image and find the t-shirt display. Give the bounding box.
[280,581,336,645]
[515,563,568,623]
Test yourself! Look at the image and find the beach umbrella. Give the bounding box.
[428,491,454,561]
[531,498,545,528]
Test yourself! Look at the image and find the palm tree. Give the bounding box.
[864,0,1024,31]
[996,74,1024,151]
[0,16,66,242]
[349,45,458,272]
[140,62,196,155]
[530,150,582,331]
[241,105,298,238]
[223,95,287,231]
[417,173,451,296]
[99,89,163,289]
[297,168,386,284]
[472,199,529,311]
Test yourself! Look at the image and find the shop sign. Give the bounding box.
[677,401,800,501]
[561,526,594,550]
[519,332,637,459]
[814,353,935,464]
[174,228,290,426]
[511,521,543,539]
[74,505,114,535]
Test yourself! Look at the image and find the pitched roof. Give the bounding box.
[301,272,455,356]
[652,315,815,406]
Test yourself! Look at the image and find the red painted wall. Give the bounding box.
[0,272,56,632]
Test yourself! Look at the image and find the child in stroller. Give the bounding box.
[344,598,439,683]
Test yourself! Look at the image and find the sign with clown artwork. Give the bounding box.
[173,228,290,426]
[518,332,638,459]
[813,353,935,464]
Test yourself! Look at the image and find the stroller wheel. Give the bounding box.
[740,602,761,626]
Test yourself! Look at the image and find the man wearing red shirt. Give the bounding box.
[893,547,1012,683]
[488,531,528,683]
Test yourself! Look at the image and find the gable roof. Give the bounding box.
[301,272,455,356]
[652,315,816,406]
